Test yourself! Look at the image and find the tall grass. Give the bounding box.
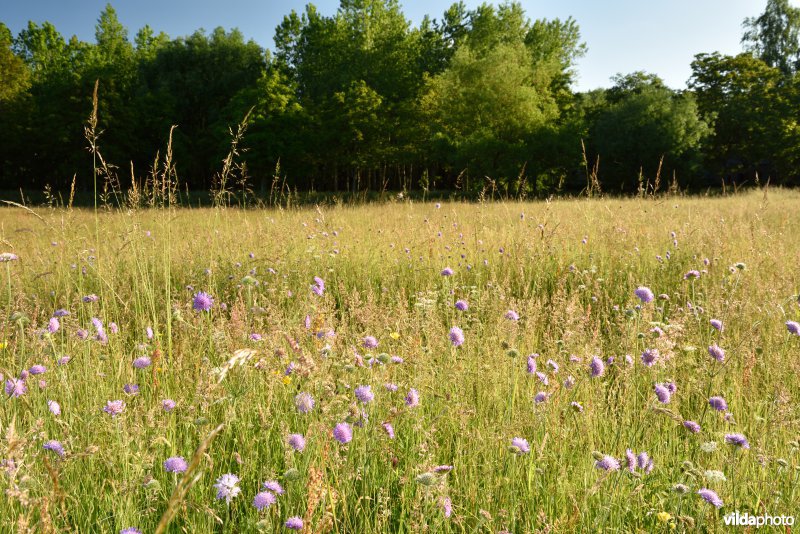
[0,189,799,532]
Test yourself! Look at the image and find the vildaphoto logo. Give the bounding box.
[723,511,795,528]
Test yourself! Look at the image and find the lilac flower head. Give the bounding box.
[295,392,315,414]
[526,355,537,374]
[76,329,89,340]
[48,400,61,416]
[287,433,306,452]
[449,326,465,347]
[589,356,605,378]
[146,326,154,340]
[625,449,636,472]
[684,270,701,280]
[654,383,671,404]
[382,422,395,439]
[0,252,19,262]
[285,517,304,530]
[546,359,559,373]
[698,488,723,508]
[683,420,701,433]
[710,319,723,331]
[641,348,659,367]
[455,299,468,311]
[120,529,142,534]
[103,400,125,417]
[441,267,454,276]
[441,496,453,518]
[384,383,398,392]
[311,276,325,296]
[29,365,46,375]
[511,437,530,454]
[262,480,285,495]
[333,422,353,444]
[405,388,420,408]
[595,455,620,471]
[637,452,650,469]
[123,384,139,396]
[53,309,70,317]
[82,294,99,303]
[164,456,188,473]
[162,399,176,412]
[534,392,548,404]
[570,401,583,412]
[786,321,800,336]
[504,310,520,321]
[192,291,213,312]
[214,473,241,503]
[709,396,728,411]
[91,317,104,332]
[47,317,60,334]
[253,490,277,511]
[109,322,119,334]
[43,440,65,457]
[535,371,549,385]
[133,356,151,369]
[57,355,71,366]
[724,433,750,449]
[708,344,725,363]
[634,286,655,303]
[363,336,379,349]
[355,385,374,403]
[5,378,27,398]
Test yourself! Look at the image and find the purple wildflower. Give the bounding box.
[133,356,151,369]
[103,400,125,417]
[595,455,621,471]
[295,392,315,414]
[533,392,548,404]
[449,326,464,347]
[110,322,118,334]
[262,480,285,495]
[786,321,800,336]
[249,333,262,341]
[82,294,99,303]
[253,491,277,511]
[363,336,379,349]
[441,267,454,276]
[120,529,142,534]
[29,365,46,375]
[724,433,750,449]
[53,309,70,317]
[441,496,452,518]
[405,388,420,408]
[535,371,549,385]
[684,270,701,280]
[214,473,241,503]
[641,348,659,367]
[637,452,650,469]
[285,517,304,530]
[333,423,353,444]
[47,400,61,416]
[47,317,60,334]
[504,310,520,321]
[382,422,395,439]
[625,449,636,472]
[123,384,139,396]
[708,344,725,362]
[43,440,65,457]
[511,437,530,454]
[455,299,468,311]
[192,291,213,312]
[287,433,306,452]
[654,383,671,404]
[146,326,154,339]
[589,356,605,378]
[162,399,176,412]
[710,319,723,331]
[355,385,374,403]
[634,286,655,303]
[683,420,701,433]
[697,488,723,508]
[570,401,583,412]
[164,456,188,473]
[311,276,325,296]
[526,354,537,374]
[546,359,559,373]
[709,396,728,411]
[76,329,88,340]
[384,383,398,392]
[4,378,26,398]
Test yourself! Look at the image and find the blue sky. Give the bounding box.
[3,0,794,91]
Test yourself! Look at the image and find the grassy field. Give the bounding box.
[1,190,799,533]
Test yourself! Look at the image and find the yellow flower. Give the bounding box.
[282,376,292,385]
[0,341,6,350]
[656,512,672,523]
[389,332,400,340]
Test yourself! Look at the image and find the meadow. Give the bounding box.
[1,190,799,533]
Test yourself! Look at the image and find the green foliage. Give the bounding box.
[742,0,800,75]
[584,73,710,191]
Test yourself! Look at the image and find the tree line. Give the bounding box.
[1,0,799,199]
